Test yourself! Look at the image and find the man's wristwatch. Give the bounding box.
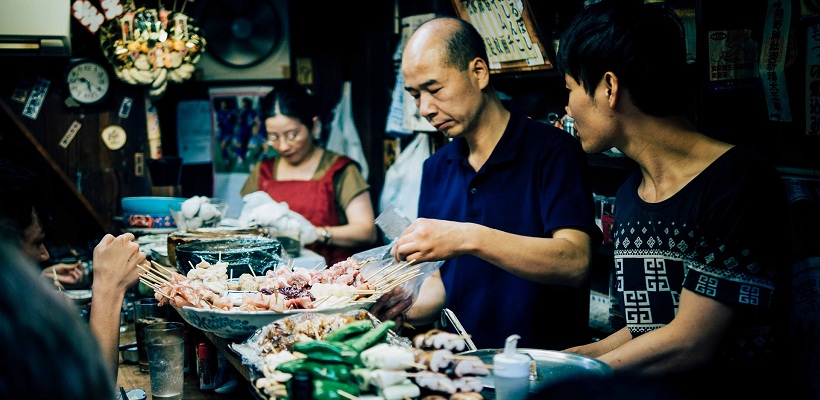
[318,227,332,245]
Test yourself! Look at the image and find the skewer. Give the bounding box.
[150,259,173,275]
[138,279,173,300]
[371,262,418,286]
[311,295,332,308]
[336,390,359,400]
[138,264,170,282]
[52,266,64,292]
[357,257,378,267]
[362,261,395,282]
[376,268,422,289]
[139,271,168,287]
[378,271,423,293]
[371,261,418,285]
[402,361,428,370]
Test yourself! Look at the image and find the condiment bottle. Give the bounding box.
[197,341,217,390]
[493,334,531,400]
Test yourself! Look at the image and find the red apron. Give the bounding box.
[258,156,356,266]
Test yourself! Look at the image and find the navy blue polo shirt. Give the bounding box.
[418,109,600,350]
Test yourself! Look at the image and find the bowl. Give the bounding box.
[169,198,229,231]
[166,227,271,268]
[172,303,368,341]
[174,236,283,277]
[121,196,187,214]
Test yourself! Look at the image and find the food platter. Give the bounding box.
[458,348,613,393]
[171,302,369,341]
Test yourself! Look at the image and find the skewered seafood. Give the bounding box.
[413,329,469,352]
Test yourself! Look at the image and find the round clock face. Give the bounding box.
[66,61,111,105]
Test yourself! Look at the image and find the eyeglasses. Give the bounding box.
[267,131,303,145]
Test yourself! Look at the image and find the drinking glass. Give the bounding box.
[146,321,185,400]
[135,298,169,372]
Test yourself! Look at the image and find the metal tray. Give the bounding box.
[458,348,613,393]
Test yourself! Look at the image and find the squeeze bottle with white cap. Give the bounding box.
[492,334,531,400]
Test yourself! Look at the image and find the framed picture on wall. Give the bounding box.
[207,86,273,218]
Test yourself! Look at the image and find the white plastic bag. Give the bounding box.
[238,191,319,245]
[326,81,369,180]
[378,133,430,220]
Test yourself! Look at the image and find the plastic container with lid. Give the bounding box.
[492,334,532,400]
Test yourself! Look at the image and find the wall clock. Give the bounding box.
[66,59,111,106]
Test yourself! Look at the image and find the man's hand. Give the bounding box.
[41,261,84,286]
[91,233,144,293]
[369,286,416,333]
[390,218,471,263]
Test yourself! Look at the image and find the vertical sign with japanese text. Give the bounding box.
[806,22,820,135]
[454,0,548,72]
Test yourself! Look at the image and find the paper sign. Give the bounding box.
[60,121,83,148]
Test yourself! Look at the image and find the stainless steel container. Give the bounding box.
[458,348,613,393]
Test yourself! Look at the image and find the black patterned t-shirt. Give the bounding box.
[611,145,788,365]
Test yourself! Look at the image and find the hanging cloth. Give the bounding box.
[378,133,430,220]
[326,81,369,180]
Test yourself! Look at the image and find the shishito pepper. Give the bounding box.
[348,320,396,352]
[313,378,360,400]
[276,358,352,382]
[323,319,374,343]
[291,340,359,364]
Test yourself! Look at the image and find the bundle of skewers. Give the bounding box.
[138,255,423,313]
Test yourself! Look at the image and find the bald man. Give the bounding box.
[371,17,601,350]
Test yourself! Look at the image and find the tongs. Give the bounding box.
[440,308,477,351]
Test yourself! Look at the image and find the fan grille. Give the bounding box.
[200,0,284,69]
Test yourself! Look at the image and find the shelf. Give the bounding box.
[778,167,820,182]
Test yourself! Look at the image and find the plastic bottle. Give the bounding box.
[492,334,531,400]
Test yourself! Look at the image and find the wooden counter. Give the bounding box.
[117,320,259,399]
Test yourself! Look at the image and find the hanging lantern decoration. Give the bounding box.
[99,2,206,98]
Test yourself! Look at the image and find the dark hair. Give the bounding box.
[259,83,319,132]
[437,17,489,72]
[0,159,49,239]
[0,240,114,398]
[556,0,688,116]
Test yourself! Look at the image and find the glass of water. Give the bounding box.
[145,321,185,400]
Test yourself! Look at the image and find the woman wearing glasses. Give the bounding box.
[240,83,378,266]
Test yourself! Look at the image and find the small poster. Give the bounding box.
[176,100,212,164]
[208,86,273,218]
[806,22,820,135]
